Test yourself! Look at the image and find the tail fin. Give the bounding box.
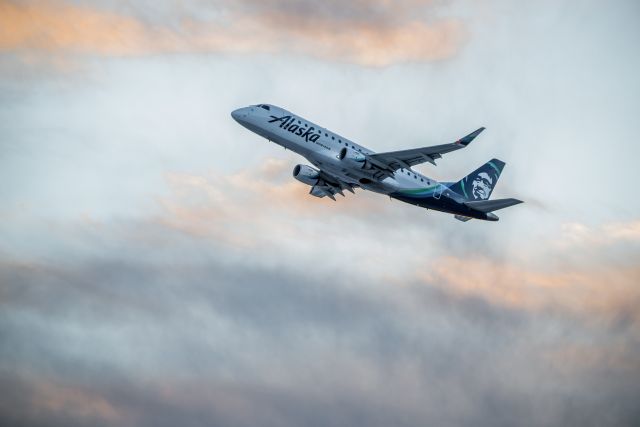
[449,159,505,201]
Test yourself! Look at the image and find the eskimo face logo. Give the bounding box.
[470,171,493,200]
[269,115,321,143]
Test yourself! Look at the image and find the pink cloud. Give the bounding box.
[0,0,465,66]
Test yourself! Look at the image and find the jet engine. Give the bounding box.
[338,147,370,169]
[293,164,320,186]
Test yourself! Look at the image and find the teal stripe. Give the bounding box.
[488,161,501,175]
[399,185,438,196]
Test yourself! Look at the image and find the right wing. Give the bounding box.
[367,127,485,175]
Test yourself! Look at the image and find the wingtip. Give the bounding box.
[458,127,486,146]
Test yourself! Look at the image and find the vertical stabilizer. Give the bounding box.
[449,159,505,200]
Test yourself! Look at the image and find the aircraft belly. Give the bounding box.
[391,193,486,219]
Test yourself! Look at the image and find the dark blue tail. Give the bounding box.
[449,159,505,201]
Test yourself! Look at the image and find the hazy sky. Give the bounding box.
[1,1,639,426]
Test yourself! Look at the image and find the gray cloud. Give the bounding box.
[1,221,639,426]
[2,0,640,426]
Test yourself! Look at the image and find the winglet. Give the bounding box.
[457,127,485,146]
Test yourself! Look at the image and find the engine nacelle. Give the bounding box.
[293,164,320,186]
[338,147,370,169]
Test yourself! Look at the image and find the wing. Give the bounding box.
[367,127,485,172]
[309,170,357,201]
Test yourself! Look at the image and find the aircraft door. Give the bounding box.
[433,185,443,200]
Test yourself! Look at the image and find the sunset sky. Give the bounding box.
[1,1,639,426]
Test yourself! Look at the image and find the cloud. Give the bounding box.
[556,220,640,248]
[0,0,465,66]
[0,0,172,55]
[2,1,640,425]
[28,380,124,423]
[416,255,640,328]
[1,232,640,427]
[156,159,391,247]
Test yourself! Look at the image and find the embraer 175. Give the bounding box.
[231,104,522,221]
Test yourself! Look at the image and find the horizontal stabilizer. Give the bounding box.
[464,198,523,213]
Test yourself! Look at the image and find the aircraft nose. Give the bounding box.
[231,108,247,122]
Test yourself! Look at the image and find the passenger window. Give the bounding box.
[332,136,335,140]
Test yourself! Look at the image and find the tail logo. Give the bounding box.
[465,161,502,200]
[470,172,493,200]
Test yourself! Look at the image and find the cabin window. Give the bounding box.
[325,133,328,137]
[421,178,424,182]
[332,136,335,140]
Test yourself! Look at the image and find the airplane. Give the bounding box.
[231,104,522,221]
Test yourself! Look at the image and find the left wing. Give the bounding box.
[309,170,357,201]
[367,127,485,172]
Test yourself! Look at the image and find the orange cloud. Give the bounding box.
[418,255,640,326]
[257,12,464,66]
[0,0,465,66]
[155,160,387,246]
[28,380,124,423]
[557,220,640,248]
[0,1,174,55]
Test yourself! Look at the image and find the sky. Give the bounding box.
[1,0,640,426]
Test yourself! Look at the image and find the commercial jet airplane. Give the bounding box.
[231,104,522,221]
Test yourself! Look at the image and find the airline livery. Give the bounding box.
[231,104,522,221]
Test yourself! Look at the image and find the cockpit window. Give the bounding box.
[258,104,270,110]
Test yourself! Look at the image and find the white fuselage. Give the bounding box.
[231,104,447,198]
